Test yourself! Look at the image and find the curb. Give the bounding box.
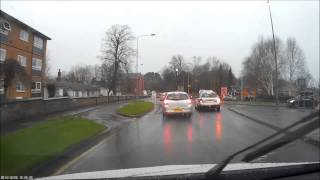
[116,102,155,118]
[19,104,121,177]
[228,107,320,146]
[23,126,115,178]
[31,101,155,177]
[117,107,155,118]
[6,99,152,177]
[223,102,287,107]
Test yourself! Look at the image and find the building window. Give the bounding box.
[20,30,29,42]
[0,20,11,35]
[0,48,6,62]
[31,81,41,93]
[17,55,27,67]
[33,36,43,49]
[16,81,26,92]
[32,58,42,70]
[0,79,4,94]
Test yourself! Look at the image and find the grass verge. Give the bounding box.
[0,116,105,175]
[117,100,154,117]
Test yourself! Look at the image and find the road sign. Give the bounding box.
[242,88,248,97]
[221,87,228,98]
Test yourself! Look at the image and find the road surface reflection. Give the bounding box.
[215,112,222,141]
[163,123,172,155]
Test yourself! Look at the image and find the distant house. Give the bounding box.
[46,80,100,98]
[100,87,109,96]
[90,78,114,96]
[45,69,100,98]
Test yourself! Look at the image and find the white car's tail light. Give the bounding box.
[164,99,169,107]
[217,98,221,104]
[187,99,192,106]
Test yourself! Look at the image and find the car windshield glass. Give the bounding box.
[166,93,189,100]
[201,93,217,98]
[0,0,318,178]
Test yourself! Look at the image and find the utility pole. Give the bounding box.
[267,0,279,108]
[187,72,190,94]
[136,34,156,96]
[175,68,179,91]
[241,76,243,101]
[136,34,156,73]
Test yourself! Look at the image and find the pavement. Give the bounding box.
[227,104,319,145]
[53,96,319,176]
[224,100,287,107]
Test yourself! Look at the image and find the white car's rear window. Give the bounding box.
[166,93,189,100]
[200,92,218,98]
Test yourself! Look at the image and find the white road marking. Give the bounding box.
[53,133,116,175]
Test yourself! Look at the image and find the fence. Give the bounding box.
[0,96,149,124]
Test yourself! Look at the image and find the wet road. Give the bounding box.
[59,98,319,175]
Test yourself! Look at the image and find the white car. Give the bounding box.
[162,91,193,117]
[223,94,237,101]
[195,90,221,111]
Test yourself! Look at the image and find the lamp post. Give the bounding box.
[185,62,193,94]
[267,0,279,108]
[140,63,144,74]
[135,33,156,96]
[136,34,156,73]
[175,68,179,90]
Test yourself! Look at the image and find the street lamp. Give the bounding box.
[267,0,279,108]
[136,33,156,73]
[185,62,193,94]
[140,63,144,74]
[175,68,179,90]
[135,34,156,96]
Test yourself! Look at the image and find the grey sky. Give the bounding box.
[2,1,319,80]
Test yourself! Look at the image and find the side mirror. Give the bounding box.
[190,95,193,99]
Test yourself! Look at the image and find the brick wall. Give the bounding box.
[0,95,147,124]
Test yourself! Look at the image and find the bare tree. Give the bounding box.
[100,24,134,95]
[65,64,93,83]
[169,55,187,72]
[284,37,306,82]
[0,60,30,99]
[242,36,284,95]
[161,55,236,93]
[92,65,101,81]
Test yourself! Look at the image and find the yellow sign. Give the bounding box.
[243,88,248,97]
[252,90,257,97]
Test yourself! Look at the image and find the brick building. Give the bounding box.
[0,10,51,100]
[119,73,144,96]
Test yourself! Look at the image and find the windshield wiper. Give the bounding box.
[242,118,319,161]
[205,111,319,178]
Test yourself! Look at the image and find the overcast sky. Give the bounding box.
[2,1,319,80]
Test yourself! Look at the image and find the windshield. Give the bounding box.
[0,1,319,179]
[166,93,189,100]
[200,92,218,98]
